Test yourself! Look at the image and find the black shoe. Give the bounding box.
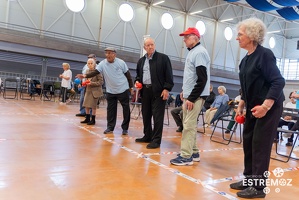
[76,113,86,117]
[87,120,95,125]
[237,187,266,198]
[286,142,293,146]
[225,130,230,134]
[230,180,248,190]
[103,129,113,134]
[135,137,151,143]
[146,142,160,149]
[122,130,128,135]
[176,127,183,132]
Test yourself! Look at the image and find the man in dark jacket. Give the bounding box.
[135,37,174,149]
[203,84,216,111]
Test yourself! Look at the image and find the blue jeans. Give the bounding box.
[79,87,86,114]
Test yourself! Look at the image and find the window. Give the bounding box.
[119,3,134,22]
[65,0,85,13]
[269,37,276,48]
[224,27,233,41]
[196,20,206,35]
[161,13,174,30]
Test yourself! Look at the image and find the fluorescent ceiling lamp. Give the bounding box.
[220,18,233,22]
[267,30,280,34]
[153,1,165,6]
[190,10,203,15]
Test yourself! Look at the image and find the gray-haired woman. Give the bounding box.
[230,18,285,199]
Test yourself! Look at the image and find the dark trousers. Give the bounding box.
[289,120,299,142]
[276,119,295,141]
[171,106,183,128]
[106,90,130,131]
[61,87,67,103]
[226,111,236,130]
[242,103,282,190]
[141,86,166,144]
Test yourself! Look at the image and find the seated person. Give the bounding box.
[171,106,183,132]
[171,87,216,132]
[202,84,216,111]
[225,88,242,134]
[204,86,229,127]
[277,92,297,145]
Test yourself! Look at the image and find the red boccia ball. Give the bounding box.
[236,115,245,124]
[136,82,143,89]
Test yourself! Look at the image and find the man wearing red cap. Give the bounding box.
[170,27,211,165]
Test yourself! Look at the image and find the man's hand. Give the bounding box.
[185,100,194,111]
[160,89,169,100]
[76,74,84,79]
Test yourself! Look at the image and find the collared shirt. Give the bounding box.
[142,52,154,84]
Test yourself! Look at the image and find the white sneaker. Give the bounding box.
[66,99,71,104]
[59,102,66,105]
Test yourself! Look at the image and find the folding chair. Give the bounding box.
[271,107,299,162]
[3,78,18,99]
[20,79,35,100]
[210,104,243,145]
[40,81,55,101]
[130,89,142,119]
[197,110,205,133]
[164,104,170,126]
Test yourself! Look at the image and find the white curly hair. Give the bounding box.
[236,18,267,45]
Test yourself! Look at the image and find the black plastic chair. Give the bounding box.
[210,104,243,145]
[271,107,299,162]
[3,78,18,99]
[40,81,55,101]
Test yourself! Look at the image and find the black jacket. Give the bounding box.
[239,45,285,109]
[135,51,174,97]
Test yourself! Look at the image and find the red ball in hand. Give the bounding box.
[236,115,245,124]
[136,82,143,89]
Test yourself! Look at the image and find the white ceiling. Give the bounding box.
[133,0,299,39]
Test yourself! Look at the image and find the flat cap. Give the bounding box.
[87,54,96,58]
[104,47,116,53]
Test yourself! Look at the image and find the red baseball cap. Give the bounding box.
[179,27,200,38]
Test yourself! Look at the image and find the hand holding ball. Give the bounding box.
[74,78,81,85]
[82,80,90,86]
[135,82,143,89]
[236,115,245,124]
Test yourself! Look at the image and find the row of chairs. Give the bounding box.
[1,78,62,101]
[207,104,299,163]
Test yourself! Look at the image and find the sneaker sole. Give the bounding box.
[170,161,194,166]
[193,158,200,162]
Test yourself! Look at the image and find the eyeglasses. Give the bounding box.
[237,33,244,38]
[183,34,194,39]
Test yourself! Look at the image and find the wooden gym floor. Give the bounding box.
[0,96,298,200]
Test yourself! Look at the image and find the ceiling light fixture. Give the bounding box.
[267,30,280,34]
[220,18,233,22]
[190,10,203,15]
[153,1,165,6]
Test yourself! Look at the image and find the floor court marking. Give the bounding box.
[55,116,239,199]
[143,147,243,156]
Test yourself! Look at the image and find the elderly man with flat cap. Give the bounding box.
[170,27,211,166]
[77,47,133,135]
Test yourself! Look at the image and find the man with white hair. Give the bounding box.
[170,27,211,166]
